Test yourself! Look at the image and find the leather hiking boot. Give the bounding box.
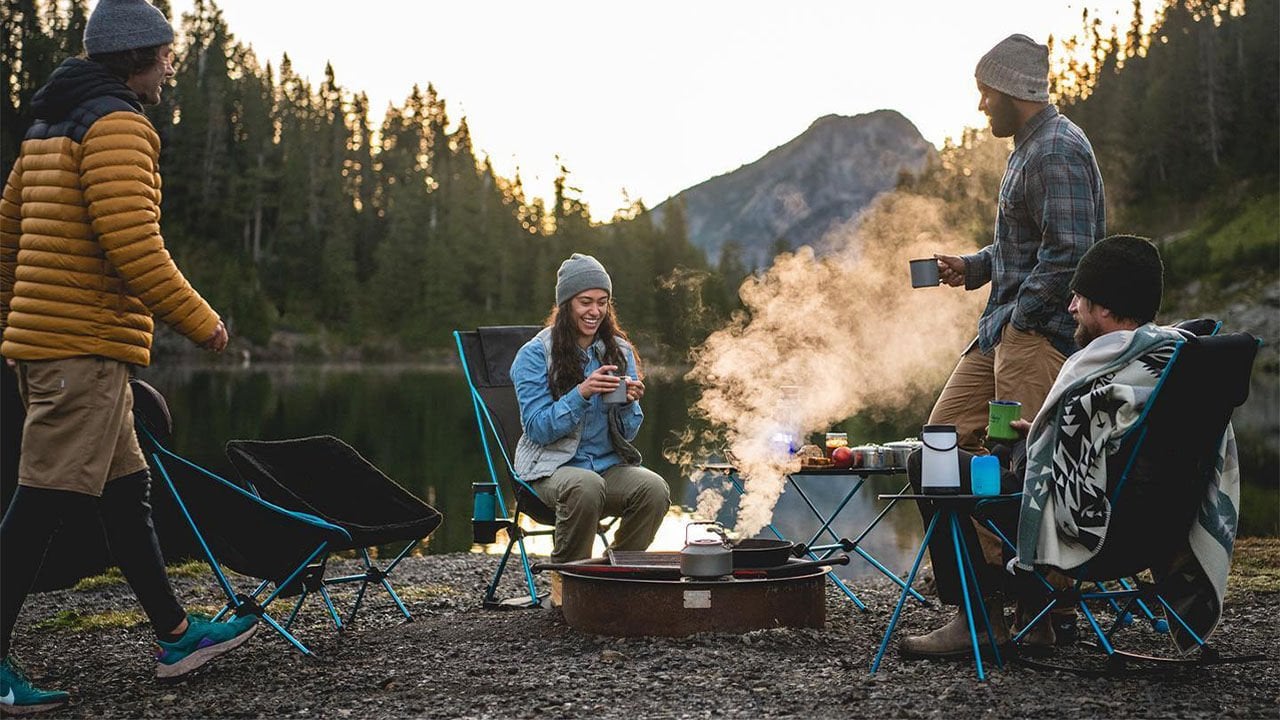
[1011,606,1057,656]
[899,608,1009,659]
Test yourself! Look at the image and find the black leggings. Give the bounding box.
[1,470,185,658]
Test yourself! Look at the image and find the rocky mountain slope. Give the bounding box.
[655,110,934,268]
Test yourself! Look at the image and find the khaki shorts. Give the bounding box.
[15,357,148,497]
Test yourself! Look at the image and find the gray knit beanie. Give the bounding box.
[1070,235,1164,323]
[975,34,1050,102]
[555,253,612,306]
[84,0,174,56]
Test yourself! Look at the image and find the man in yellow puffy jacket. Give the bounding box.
[0,1,257,713]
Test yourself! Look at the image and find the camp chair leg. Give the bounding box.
[1011,600,1056,645]
[483,537,519,606]
[285,588,310,630]
[318,585,343,630]
[381,578,412,621]
[1154,594,1208,648]
[258,610,317,657]
[514,533,541,606]
[348,579,370,628]
[1118,577,1169,632]
[1079,595,1117,655]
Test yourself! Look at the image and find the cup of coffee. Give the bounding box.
[909,258,940,288]
[603,375,630,404]
[987,400,1023,440]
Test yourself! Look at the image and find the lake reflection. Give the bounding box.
[138,363,930,580]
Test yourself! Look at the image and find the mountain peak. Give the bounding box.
[656,110,934,268]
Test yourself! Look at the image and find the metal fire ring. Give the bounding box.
[558,567,827,637]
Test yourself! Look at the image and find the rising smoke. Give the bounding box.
[679,190,987,537]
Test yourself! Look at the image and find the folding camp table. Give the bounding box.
[871,492,1019,681]
[698,464,930,611]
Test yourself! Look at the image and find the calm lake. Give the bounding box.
[134,361,1278,584]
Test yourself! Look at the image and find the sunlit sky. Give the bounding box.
[157,1,1159,219]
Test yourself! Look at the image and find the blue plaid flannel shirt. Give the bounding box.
[963,105,1106,357]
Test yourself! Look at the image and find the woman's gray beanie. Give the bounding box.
[975,33,1050,102]
[84,0,175,56]
[556,253,612,306]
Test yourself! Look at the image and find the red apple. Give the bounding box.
[830,446,854,469]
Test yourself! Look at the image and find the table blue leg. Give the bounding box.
[955,515,1002,670]
[871,512,940,674]
[851,545,929,605]
[728,471,867,610]
[790,474,925,607]
[949,513,986,680]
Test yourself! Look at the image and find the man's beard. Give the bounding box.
[1074,322,1099,349]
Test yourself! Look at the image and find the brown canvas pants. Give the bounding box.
[927,323,1073,611]
[928,323,1066,454]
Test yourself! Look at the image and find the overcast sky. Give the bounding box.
[158,1,1157,218]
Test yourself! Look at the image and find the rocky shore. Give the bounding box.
[8,540,1278,719]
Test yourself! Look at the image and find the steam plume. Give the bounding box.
[683,191,987,537]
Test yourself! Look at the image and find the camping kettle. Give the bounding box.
[680,522,733,579]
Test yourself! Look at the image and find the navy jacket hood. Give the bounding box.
[30,57,142,123]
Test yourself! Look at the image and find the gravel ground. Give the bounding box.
[8,543,1279,719]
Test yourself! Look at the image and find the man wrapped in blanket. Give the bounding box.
[901,234,1239,659]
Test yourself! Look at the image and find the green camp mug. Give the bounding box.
[987,400,1023,441]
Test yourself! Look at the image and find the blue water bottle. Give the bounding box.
[472,483,498,521]
[472,483,500,544]
[970,455,1000,496]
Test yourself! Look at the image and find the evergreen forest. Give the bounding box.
[2,0,1276,361]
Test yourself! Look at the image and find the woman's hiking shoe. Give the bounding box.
[155,614,259,679]
[0,657,69,716]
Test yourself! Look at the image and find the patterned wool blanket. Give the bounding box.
[1014,324,1240,652]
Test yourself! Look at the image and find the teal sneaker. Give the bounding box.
[0,657,69,716]
[155,614,259,680]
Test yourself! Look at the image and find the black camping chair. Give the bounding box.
[983,330,1266,672]
[130,379,351,656]
[225,436,442,629]
[453,326,616,608]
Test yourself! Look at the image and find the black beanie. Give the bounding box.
[1070,234,1164,323]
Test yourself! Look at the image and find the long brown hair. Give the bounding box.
[545,299,643,399]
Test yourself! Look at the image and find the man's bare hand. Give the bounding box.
[1009,418,1032,436]
[935,254,966,287]
[201,321,228,353]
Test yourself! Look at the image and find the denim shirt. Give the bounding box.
[962,105,1106,357]
[511,330,643,475]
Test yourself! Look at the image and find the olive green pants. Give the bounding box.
[532,464,670,563]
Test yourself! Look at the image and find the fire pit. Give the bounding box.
[553,559,830,637]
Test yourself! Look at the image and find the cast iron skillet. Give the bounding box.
[731,538,800,568]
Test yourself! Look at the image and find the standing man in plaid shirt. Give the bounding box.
[931,33,1105,454]
[902,33,1105,658]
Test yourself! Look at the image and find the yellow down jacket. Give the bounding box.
[0,58,218,367]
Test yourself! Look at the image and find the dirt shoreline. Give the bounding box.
[8,541,1278,719]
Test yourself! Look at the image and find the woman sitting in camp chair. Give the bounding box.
[510,253,670,564]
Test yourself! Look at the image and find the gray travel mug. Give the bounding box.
[910,258,941,288]
[603,375,630,404]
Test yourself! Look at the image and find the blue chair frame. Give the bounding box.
[139,424,351,656]
[454,327,614,608]
[994,330,1263,672]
